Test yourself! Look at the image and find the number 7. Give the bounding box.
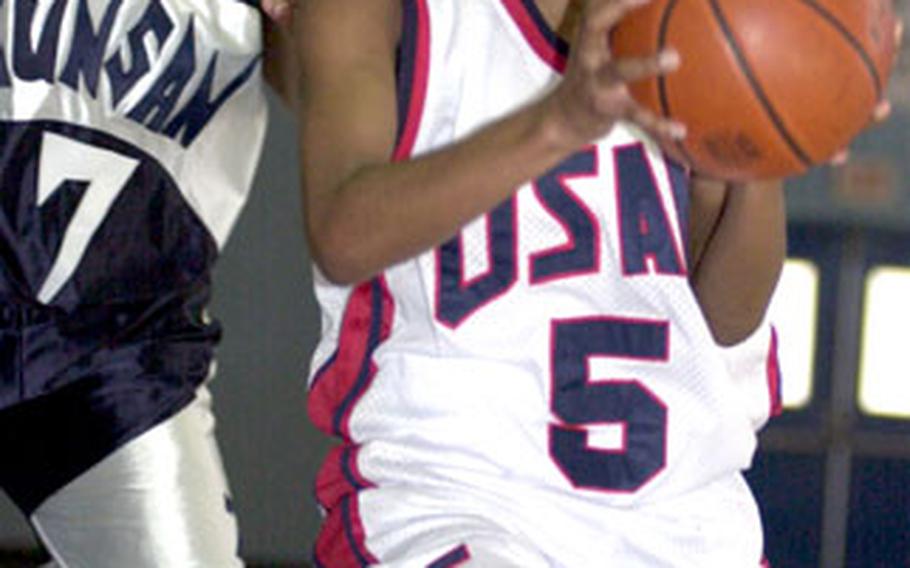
[36,131,140,303]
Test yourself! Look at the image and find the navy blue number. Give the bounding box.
[436,198,517,327]
[550,318,668,492]
[615,144,685,276]
[531,148,598,283]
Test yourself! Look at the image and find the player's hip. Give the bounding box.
[311,349,760,492]
[0,292,220,513]
[314,469,764,568]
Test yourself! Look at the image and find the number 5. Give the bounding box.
[37,131,140,303]
[549,317,669,493]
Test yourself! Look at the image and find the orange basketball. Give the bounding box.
[610,0,898,181]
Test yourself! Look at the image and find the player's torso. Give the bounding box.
[309,0,759,519]
[0,0,265,310]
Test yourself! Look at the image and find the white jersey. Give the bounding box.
[307,1,780,566]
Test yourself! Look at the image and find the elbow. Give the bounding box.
[691,273,775,347]
[306,221,377,286]
[702,300,769,347]
[311,252,372,287]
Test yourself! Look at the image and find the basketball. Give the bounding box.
[610,0,898,181]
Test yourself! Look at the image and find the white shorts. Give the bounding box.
[30,386,243,568]
[316,470,766,567]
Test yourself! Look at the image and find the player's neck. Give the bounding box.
[535,0,582,43]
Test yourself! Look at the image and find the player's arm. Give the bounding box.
[688,177,786,346]
[294,0,684,285]
[683,15,902,347]
[261,0,297,103]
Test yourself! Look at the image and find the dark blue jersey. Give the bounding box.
[0,0,265,407]
[0,0,266,511]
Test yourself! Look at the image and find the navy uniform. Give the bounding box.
[0,0,266,565]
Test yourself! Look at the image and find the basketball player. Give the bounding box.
[293,0,792,566]
[0,0,280,565]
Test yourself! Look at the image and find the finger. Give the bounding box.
[598,48,680,86]
[873,99,892,122]
[585,0,651,33]
[830,149,849,165]
[576,0,650,59]
[262,0,293,23]
[627,104,687,140]
[896,18,904,50]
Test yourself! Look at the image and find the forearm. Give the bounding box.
[303,97,578,284]
[297,0,684,285]
[689,180,786,346]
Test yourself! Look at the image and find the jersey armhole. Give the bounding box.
[392,0,430,161]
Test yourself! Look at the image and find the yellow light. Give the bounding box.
[858,266,910,419]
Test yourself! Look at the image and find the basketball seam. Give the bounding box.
[705,0,813,168]
[793,0,883,99]
[656,0,696,168]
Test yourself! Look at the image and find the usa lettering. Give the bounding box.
[0,0,259,147]
[436,144,688,328]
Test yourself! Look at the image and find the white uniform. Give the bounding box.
[307,0,781,566]
[0,0,266,565]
